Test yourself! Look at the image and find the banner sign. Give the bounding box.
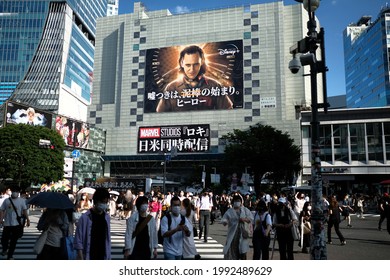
[138,124,210,153]
[5,101,52,128]
[144,40,243,113]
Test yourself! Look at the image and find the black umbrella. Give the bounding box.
[27,192,75,209]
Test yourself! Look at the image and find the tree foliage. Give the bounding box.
[0,124,65,189]
[222,123,301,189]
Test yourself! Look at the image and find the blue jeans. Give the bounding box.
[164,252,183,260]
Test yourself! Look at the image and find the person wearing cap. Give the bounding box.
[272,196,297,260]
[378,193,389,231]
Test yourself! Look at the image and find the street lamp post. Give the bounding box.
[290,0,328,260]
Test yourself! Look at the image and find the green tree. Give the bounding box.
[222,123,301,190]
[0,124,65,189]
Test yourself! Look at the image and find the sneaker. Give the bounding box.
[347,224,352,228]
[194,254,201,260]
[341,241,347,245]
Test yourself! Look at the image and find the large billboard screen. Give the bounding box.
[144,40,243,113]
[138,124,210,153]
[5,101,52,128]
[55,116,90,148]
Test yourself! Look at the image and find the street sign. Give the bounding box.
[72,149,81,158]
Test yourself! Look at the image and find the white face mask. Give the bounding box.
[307,206,312,211]
[180,209,187,216]
[171,206,181,215]
[233,201,241,208]
[139,204,148,212]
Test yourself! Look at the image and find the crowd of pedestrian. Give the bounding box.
[1,185,390,261]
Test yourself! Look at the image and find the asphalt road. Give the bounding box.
[208,212,390,260]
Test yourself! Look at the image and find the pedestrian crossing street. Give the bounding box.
[1,211,224,260]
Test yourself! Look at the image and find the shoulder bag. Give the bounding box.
[9,198,26,238]
[34,226,50,254]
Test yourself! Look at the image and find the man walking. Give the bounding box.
[0,186,30,260]
[196,190,213,242]
[160,196,191,260]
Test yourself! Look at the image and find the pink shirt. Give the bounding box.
[149,201,161,212]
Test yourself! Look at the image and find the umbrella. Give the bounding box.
[109,190,120,196]
[27,192,75,209]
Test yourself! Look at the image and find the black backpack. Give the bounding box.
[157,213,185,244]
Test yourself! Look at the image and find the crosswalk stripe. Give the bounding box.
[1,212,224,260]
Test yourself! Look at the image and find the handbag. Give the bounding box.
[291,222,300,241]
[60,235,76,260]
[9,198,26,238]
[303,221,311,235]
[34,227,49,254]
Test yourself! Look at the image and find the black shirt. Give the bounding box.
[89,210,108,260]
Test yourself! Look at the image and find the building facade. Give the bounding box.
[107,0,119,16]
[88,1,321,188]
[343,6,390,108]
[0,0,108,121]
[301,107,390,195]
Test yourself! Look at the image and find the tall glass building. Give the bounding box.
[0,0,108,121]
[343,7,390,108]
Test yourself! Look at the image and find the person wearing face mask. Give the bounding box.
[161,196,192,260]
[181,198,201,260]
[74,188,111,260]
[299,201,312,254]
[0,186,30,260]
[221,194,253,260]
[124,196,158,260]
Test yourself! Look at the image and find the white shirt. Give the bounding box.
[161,214,192,256]
[0,197,27,226]
[197,195,213,210]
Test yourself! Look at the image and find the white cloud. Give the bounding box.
[175,6,190,14]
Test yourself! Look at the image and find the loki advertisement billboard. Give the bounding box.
[138,124,210,154]
[144,40,243,113]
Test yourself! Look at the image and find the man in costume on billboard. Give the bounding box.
[156,45,233,112]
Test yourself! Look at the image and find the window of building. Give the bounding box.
[333,124,348,162]
[140,25,146,31]
[134,32,140,38]
[96,117,102,124]
[251,11,259,18]
[140,37,146,44]
[252,52,259,59]
[244,88,252,95]
[244,32,251,39]
[130,108,137,115]
[244,19,251,26]
[244,60,252,67]
[251,25,259,32]
[251,38,259,45]
[133,44,139,51]
[132,69,138,76]
[350,123,366,162]
[319,125,332,162]
[244,73,252,80]
[131,82,138,89]
[366,122,384,161]
[384,122,390,161]
[252,66,259,73]
[244,46,252,53]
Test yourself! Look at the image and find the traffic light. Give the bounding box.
[92,172,97,181]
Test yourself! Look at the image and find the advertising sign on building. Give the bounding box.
[55,115,90,148]
[138,124,210,153]
[144,40,243,113]
[5,101,52,128]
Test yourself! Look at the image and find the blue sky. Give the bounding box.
[119,0,390,97]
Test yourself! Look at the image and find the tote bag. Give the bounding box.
[34,229,49,254]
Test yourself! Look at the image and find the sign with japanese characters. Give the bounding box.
[144,40,243,113]
[138,124,210,153]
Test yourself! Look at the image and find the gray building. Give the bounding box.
[89,1,321,188]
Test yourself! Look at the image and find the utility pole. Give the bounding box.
[289,0,329,259]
